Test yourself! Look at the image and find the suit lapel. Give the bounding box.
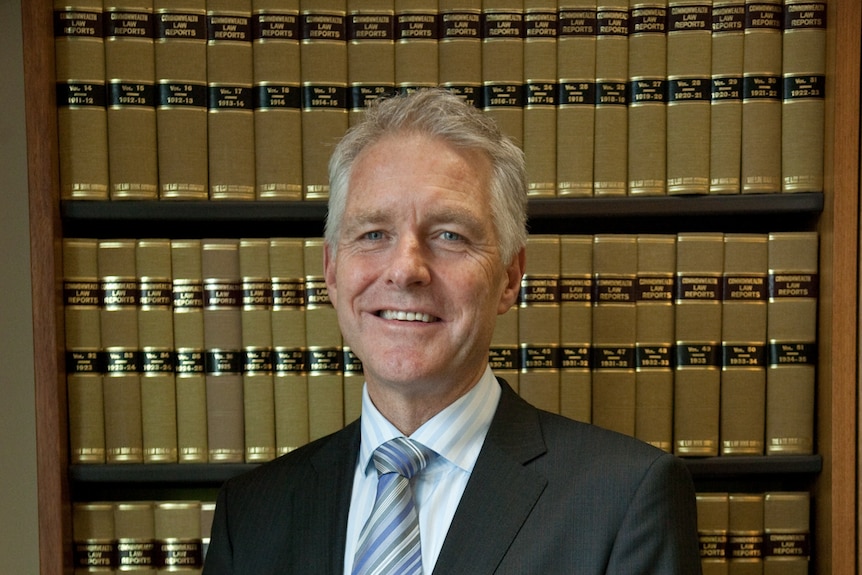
[432,381,548,575]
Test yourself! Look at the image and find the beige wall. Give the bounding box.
[0,0,40,572]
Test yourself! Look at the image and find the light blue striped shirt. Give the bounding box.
[343,365,502,575]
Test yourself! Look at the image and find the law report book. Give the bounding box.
[728,493,765,572]
[559,235,593,423]
[763,492,810,574]
[696,493,729,575]
[439,0,483,106]
[347,0,396,126]
[54,0,110,199]
[482,0,525,145]
[394,0,440,93]
[710,0,745,194]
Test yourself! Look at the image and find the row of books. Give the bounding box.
[73,500,214,572]
[696,491,810,574]
[63,232,817,464]
[54,0,825,201]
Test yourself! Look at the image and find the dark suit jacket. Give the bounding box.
[203,380,702,574]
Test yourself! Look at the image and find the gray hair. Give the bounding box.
[325,88,528,263]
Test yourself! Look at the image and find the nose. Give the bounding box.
[385,235,431,288]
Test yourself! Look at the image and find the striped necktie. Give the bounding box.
[352,437,437,575]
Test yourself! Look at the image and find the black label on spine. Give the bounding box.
[636,346,673,369]
[712,76,742,101]
[489,346,519,370]
[558,10,596,36]
[243,281,273,308]
[308,348,342,373]
[630,7,667,34]
[744,4,782,29]
[204,281,242,308]
[274,348,307,374]
[596,10,628,36]
[592,346,635,370]
[343,348,364,373]
[106,349,143,373]
[440,11,481,39]
[699,534,728,560]
[728,534,763,560]
[483,84,524,108]
[67,350,106,374]
[175,350,205,374]
[154,539,204,569]
[763,532,810,558]
[102,280,139,308]
[142,350,176,373]
[558,82,596,106]
[74,541,117,568]
[305,278,331,306]
[108,82,156,108]
[595,82,627,106]
[244,349,274,373]
[722,344,766,368]
[560,277,593,302]
[116,541,155,569]
[743,75,781,100]
[55,9,103,38]
[723,275,767,301]
[668,78,710,103]
[712,4,745,32]
[768,342,817,366]
[105,11,153,38]
[158,82,207,108]
[206,350,242,374]
[629,79,667,104]
[668,4,711,32]
[483,12,524,39]
[784,3,826,30]
[64,281,102,306]
[348,14,395,41]
[301,85,348,110]
[676,275,722,301]
[396,13,438,41]
[636,276,674,301]
[561,345,591,369]
[525,82,558,107]
[525,11,557,38]
[301,13,346,41]
[272,280,305,308]
[768,273,819,298]
[56,83,107,108]
[255,85,302,109]
[675,344,720,368]
[253,12,300,40]
[156,12,207,41]
[594,277,635,303]
[520,345,560,370]
[520,276,560,305]
[208,86,253,111]
[350,86,397,110]
[207,15,252,42]
[783,75,825,100]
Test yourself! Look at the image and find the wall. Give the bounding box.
[0,0,41,572]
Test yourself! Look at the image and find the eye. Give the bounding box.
[364,230,385,241]
[440,230,463,242]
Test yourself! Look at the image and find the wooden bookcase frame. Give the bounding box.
[22,0,860,572]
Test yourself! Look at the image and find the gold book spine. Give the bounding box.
[171,239,208,463]
[763,492,810,575]
[559,235,593,423]
[300,0,349,199]
[673,232,723,456]
[240,239,276,462]
[491,304,520,393]
[105,1,159,199]
[207,0,255,200]
[202,239,245,463]
[137,239,178,463]
[154,501,204,573]
[523,0,557,197]
[154,1,208,199]
[627,0,667,196]
[556,0,596,196]
[73,502,117,572]
[54,1,110,199]
[591,234,637,435]
[593,1,628,196]
[114,502,156,572]
[305,238,344,440]
[666,0,711,195]
[720,234,767,455]
[483,0,525,145]
[766,231,817,455]
[728,494,765,571]
[781,0,826,193]
[634,235,675,452]
[64,238,106,464]
[439,0,483,105]
[518,236,561,413]
[99,239,144,464]
[395,0,439,92]
[200,501,216,561]
[741,0,782,193]
[253,0,303,200]
[710,0,745,194]
[270,238,310,454]
[347,0,395,126]
[697,493,730,575]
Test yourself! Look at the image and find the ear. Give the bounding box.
[323,241,338,307]
[497,247,525,314]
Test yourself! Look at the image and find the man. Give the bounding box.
[203,89,702,574]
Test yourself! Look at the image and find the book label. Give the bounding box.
[155,12,207,40]
[54,10,103,38]
[105,11,154,38]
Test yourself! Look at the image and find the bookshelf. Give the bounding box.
[23,1,860,573]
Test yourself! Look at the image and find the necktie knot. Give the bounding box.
[372,437,436,479]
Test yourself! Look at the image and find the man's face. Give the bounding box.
[324,133,524,403]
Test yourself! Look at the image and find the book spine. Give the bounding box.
[304,238,344,440]
[300,0,349,199]
[556,0,596,196]
[99,239,145,463]
[207,0,256,200]
[666,0,712,195]
[627,0,668,196]
[202,239,245,463]
[673,232,723,456]
[136,238,179,463]
[766,231,817,455]
[439,0,483,106]
[490,300,521,393]
[720,233,768,455]
[523,0,558,197]
[73,502,117,572]
[741,0,782,193]
[781,0,826,193]
[634,234,676,452]
[104,1,159,199]
[114,502,156,571]
[591,234,637,435]
[559,235,593,423]
[347,0,396,126]
[696,493,730,574]
[728,493,765,571]
[200,501,216,560]
[54,1,110,199]
[171,239,209,462]
[709,0,745,194]
[63,238,106,464]
[482,0,525,145]
[153,501,204,572]
[252,0,303,200]
[593,1,629,196]
[154,0,209,199]
[270,238,310,454]
[240,238,276,462]
[518,235,562,413]
[395,0,440,92]
[763,492,810,574]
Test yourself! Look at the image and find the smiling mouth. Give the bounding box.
[378,310,438,323]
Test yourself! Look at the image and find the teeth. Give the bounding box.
[380,310,435,323]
